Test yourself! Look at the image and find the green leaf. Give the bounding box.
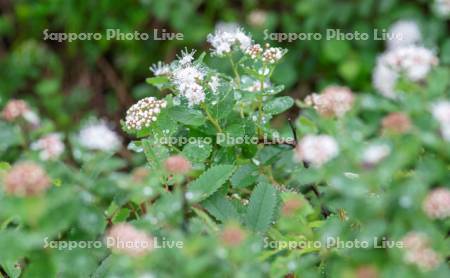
[0,122,23,152]
[255,146,284,165]
[231,163,259,188]
[111,208,130,224]
[146,76,170,85]
[264,85,285,95]
[297,116,318,135]
[169,106,206,126]
[182,140,212,163]
[263,96,294,115]
[218,123,246,146]
[187,165,235,202]
[245,182,278,232]
[202,192,240,223]
[142,138,169,170]
[209,89,235,119]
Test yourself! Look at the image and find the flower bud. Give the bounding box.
[381,112,412,134]
[164,155,192,174]
[422,187,450,219]
[3,161,51,196]
[220,224,246,247]
[105,223,154,256]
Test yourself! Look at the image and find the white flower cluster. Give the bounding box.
[207,23,252,56]
[78,121,121,152]
[430,100,450,141]
[31,133,65,160]
[422,187,450,219]
[373,45,438,98]
[150,61,170,76]
[305,86,354,118]
[434,0,450,17]
[362,143,391,166]
[387,20,422,50]
[125,97,167,131]
[294,135,339,167]
[401,232,441,271]
[172,56,206,106]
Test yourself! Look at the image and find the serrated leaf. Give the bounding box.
[169,106,206,126]
[231,163,259,188]
[245,182,278,232]
[182,140,212,162]
[141,138,169,170]
[263,96,294,115]
[209,90,235,120]
[187,165,235,202]
[202,192,240,223]
[254,146,284,165]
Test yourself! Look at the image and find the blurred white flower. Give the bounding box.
[373,46,438,98]
[362,144,391,166]
[31,133,65,160]
[125,97,167,131]
[372,61,399,98]
[78,121,121,152]
[434,0,450,17]
[422,187,450,219]
[387,20,422,50]
[294,135,339,167]
[207,23,252,56]
[431,100,450,141]
[247,10,268,27]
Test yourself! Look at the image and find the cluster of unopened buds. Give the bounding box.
[422,187,450,219]
[31,133,65,160]
[401,232,441,271]
[305,86,354,118]
[261,44,284,64]
[3,161,51,197]
[245,44,263,59]
[125,97,167,131]
[245,43,284,64]
[1,99,40,125]
[105,223,154,257]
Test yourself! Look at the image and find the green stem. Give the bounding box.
[201,103,223,133]
[257,71,266,137]
[228,54,240,88]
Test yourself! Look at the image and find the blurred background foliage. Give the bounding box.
[1,0,449,133]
